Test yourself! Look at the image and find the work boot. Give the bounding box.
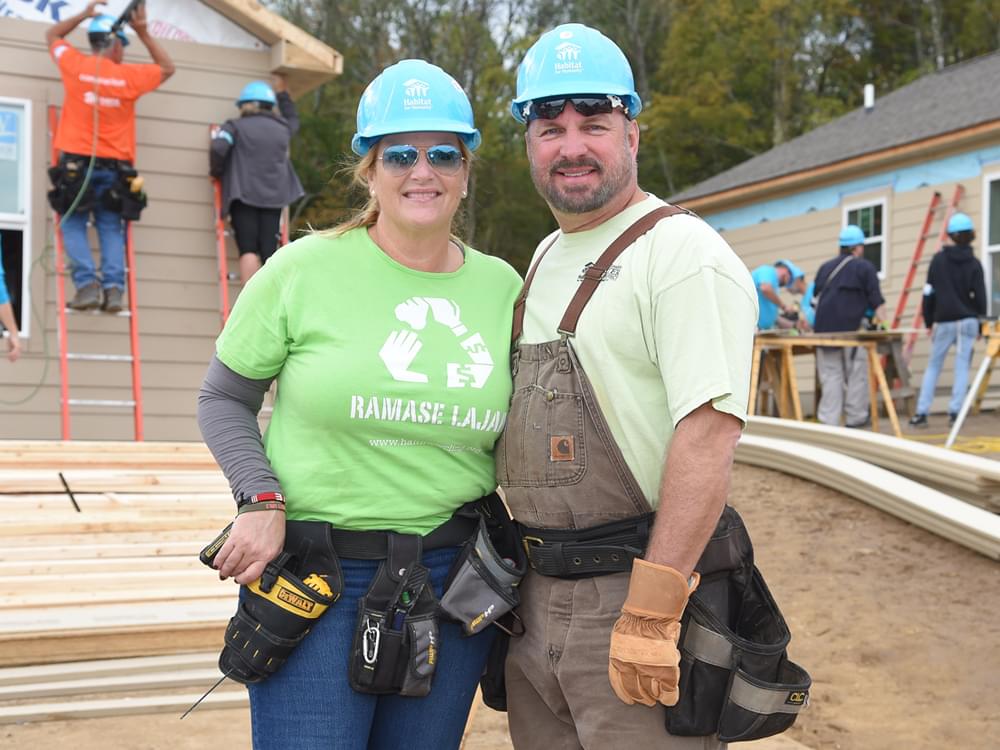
[102,287,124,314]
[908,414,928,428]
[67,282,102,311]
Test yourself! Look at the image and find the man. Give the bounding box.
[909,212,986,427]
[752,259,806,330]
[812,224,886,427]
[47,1,174,312]
[496,23,757,749]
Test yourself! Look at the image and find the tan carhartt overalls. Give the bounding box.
[496,206,724,750]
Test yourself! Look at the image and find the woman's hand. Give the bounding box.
[214,510,286,585]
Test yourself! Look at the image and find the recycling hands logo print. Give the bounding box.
[379,297,494,389]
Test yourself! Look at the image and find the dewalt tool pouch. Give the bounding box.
[349,534,439,696]
[47,159,95,215]
[665,507,810,742]
[101,166,147,221]
[440,493,527,636]
[215,520,343,684]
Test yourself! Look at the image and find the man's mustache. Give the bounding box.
[549,158,602,176]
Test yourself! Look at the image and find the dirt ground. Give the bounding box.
[4,462,999,750]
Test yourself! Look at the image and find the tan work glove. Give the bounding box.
[608,559,698,706]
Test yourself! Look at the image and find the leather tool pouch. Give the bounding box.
[348,533,440,696]
[47,158,95,215]
[440,493,527,636]
[666,507,811,742]
[101,166,147,221]
[210,520,343,684]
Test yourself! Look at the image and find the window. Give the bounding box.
[0,97,30,338]
[843,198,887,277]
[985,170,1000,317]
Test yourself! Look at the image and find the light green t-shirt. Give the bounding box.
[216,227,522,534]
[520,196,758,506]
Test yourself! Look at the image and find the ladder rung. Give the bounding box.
[65,309,132,317]
[67,399,137,407]
[67,353,134,362]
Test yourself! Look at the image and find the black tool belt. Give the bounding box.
[331,506,479,560]
[62,152,132,171]
[518,513,654,578]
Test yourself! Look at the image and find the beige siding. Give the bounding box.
[0,16,286,440]
[714,157,993,415]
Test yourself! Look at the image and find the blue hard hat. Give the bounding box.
[88,14,128,46]
[776,259,805,282]
[236,81,277,107]
[839,224,866,247]
[510,23,642,124]
[947,212,974,234]
[352,59,481,156]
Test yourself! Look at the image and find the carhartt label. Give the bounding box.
[550,435,575,462]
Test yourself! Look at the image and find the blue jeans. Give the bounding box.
[248,546,494,750]
[60,167,125,290]
[915,317,979,415]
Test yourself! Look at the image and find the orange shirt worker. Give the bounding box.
[47,1,174,313]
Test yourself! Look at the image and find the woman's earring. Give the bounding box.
[461,189,468,198]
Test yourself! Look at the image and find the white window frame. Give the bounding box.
[982,166,1000,318]
[0,96,31,339]
[842,195,888,280]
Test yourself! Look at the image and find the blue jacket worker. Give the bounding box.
[752,259,806,330]
[812,224,886,427]
[909,212,987,428]
[210,75,305,284]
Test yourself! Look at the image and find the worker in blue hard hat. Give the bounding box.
[909,211,986,428]
[210,75,304,283]
[752,258,808,330]
[812,223,887,427]
[197,58,521,749]
[496,22,768,750]
[46,1,174,313]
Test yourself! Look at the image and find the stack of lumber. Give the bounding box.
[0,440,246,722]
[746,416,1000,511]
[0,440,236,669]
[737,433,1000,560]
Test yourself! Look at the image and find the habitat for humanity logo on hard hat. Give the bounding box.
[554,39,583,73]
[403,78,432,109]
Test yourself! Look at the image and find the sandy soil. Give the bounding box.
[4,463,999,750]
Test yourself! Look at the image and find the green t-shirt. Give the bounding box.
[520,196,758,506]
[216,228,522,534]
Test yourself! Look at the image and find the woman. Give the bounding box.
[210,74,304,284]
[197,59,521,750]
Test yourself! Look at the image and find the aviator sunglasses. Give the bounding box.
[521,95,626,123]
[379,144,465,176]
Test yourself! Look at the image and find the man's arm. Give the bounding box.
[128,4,175,83]
[758,282,788,313]
[45,0,104,47]
[644,402,742,576]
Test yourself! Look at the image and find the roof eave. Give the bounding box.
[680,118,1000,214]
[202,0,343,96]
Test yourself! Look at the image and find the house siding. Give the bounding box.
[0,16,278,440]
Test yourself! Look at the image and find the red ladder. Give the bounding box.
[891,184,964,364]
[49,106,144,440]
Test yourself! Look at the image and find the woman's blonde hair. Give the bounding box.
[325,139,474,239]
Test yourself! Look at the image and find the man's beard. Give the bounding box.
[529,149,635,215]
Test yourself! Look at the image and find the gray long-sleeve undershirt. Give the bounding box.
[197,356,282,503]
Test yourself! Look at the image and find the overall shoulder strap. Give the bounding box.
[558,204,693,336]
[511,232,560,343]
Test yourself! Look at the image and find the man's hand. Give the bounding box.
[213,509,285,585]
[608,559,696,706]
[271,73,287,94]
[128,2,148,34]
[84,1,106,18]
[6,333,21,362]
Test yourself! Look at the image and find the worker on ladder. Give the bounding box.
[210,76,304,285]
[909,212,987,428]
[46,1,174,312]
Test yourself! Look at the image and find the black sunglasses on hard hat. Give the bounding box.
[521,95,627,123]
